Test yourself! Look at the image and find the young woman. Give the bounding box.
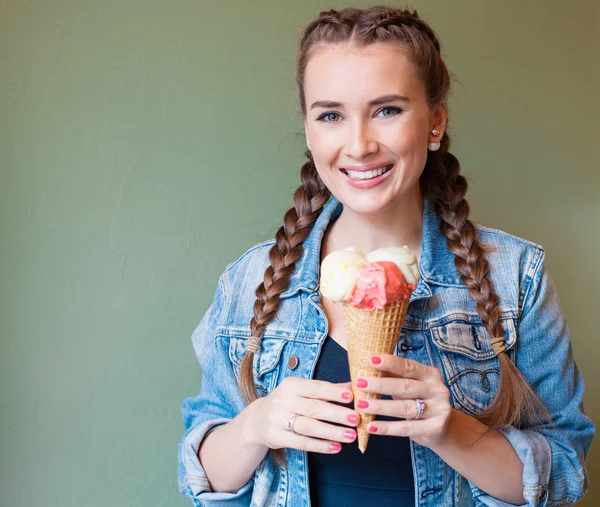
[178,6,594,506]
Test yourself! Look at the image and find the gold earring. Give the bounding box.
[431,129,440,137]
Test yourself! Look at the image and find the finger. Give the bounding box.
[370,354,439,381]
[355,376,429,399]
[282,377,353,403]
[365,418,440,439]
[296,397,360,428]
[280,432,344,454]
[355,397,426,420]
[290,415,357,444]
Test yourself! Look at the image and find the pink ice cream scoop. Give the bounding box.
[347,261,414,311]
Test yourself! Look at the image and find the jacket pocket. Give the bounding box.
[227,336,288,396]
[430,318,517,415]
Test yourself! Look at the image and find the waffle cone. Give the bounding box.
[344,299,411,453]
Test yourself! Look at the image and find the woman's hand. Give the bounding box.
[354,354,452,449]
[243,377,361,454]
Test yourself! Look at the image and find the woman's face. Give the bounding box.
[303,42,446,215]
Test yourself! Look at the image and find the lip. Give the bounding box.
[340,163,394,189]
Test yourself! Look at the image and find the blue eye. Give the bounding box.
[378,106,403,117]
[316,112,342,123]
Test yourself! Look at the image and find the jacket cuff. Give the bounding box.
[178,418,254,504]
[468,426,551,507]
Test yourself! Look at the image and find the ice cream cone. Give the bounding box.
[344,298,411,453]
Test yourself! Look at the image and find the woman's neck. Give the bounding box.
[321,191,424,262]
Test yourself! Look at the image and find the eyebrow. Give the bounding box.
[309,94,410,110]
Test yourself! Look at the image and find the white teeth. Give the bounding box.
[346,165,391,180]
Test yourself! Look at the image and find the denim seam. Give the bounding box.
[519,247,545,318]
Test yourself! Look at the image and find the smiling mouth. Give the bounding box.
[341,164,394,180]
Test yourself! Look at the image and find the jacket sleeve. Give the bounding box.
[470,250,595,507]
[177,272,254,506]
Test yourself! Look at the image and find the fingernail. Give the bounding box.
[341,391,352,401]
[357,399,369,409]
[330,443,342,452]
[356,378,368,388]
[343,430,356,440]
[368,425,378,433]
[371,356,382,365]
[347,414,359,424]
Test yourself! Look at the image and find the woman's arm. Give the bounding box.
[358,251,594,507]
[198,400,269,493]
[355,356,525,504]
[200,376,360,492]
[430,409,525,505]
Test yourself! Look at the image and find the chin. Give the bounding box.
[338,193,396,216]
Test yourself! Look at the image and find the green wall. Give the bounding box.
[1,1,597,505]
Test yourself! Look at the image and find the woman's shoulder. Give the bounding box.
[472,221,546,275]
[222,238,276,276]
[471,221,547,313]
[215,238,278,300]
[474,222,544,254]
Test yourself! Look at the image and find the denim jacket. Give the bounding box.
[178,195,594,507]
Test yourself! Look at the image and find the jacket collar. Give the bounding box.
[280,195,464,299]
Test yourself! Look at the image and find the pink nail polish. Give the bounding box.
[343,430,356,440]
[368,425,378,433]
[330,443,342,452]
[371,356,382,365]
[357,400,369,409]
[347,414,359,424]
[341,391,352,401]
[356,378,368,388]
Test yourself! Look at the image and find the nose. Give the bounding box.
[346,120,379,160]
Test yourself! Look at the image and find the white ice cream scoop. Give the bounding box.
[320,247,368,302]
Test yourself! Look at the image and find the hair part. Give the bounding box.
[239,5,550,467]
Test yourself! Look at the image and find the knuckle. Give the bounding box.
[404,359,416,373]
[305,400,320,419]
[306,380,323,399]
[398,423,410,437]
[437,386,450,402]
[401,379,413,394]
[401,401,413,418]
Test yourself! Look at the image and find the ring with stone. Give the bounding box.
[287,414,300,435]
[415,399,426,420]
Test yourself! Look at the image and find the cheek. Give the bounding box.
[311,131,340,157]
[388,121,428,153]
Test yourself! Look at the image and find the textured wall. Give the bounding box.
[1,1,597,506]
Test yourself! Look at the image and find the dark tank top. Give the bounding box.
[307,335,415,507]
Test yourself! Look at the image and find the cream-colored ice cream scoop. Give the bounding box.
[319,247,368,302]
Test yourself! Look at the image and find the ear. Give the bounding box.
[304,119,311,150]
[430,103,447,138]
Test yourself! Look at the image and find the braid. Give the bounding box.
[239,152,331,465]
[365,8,441,53]
[424,134,551,429]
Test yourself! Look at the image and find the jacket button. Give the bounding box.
[287,356,299,370]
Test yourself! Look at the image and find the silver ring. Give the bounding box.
[287,415,300,435]
[415,399,426,420]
